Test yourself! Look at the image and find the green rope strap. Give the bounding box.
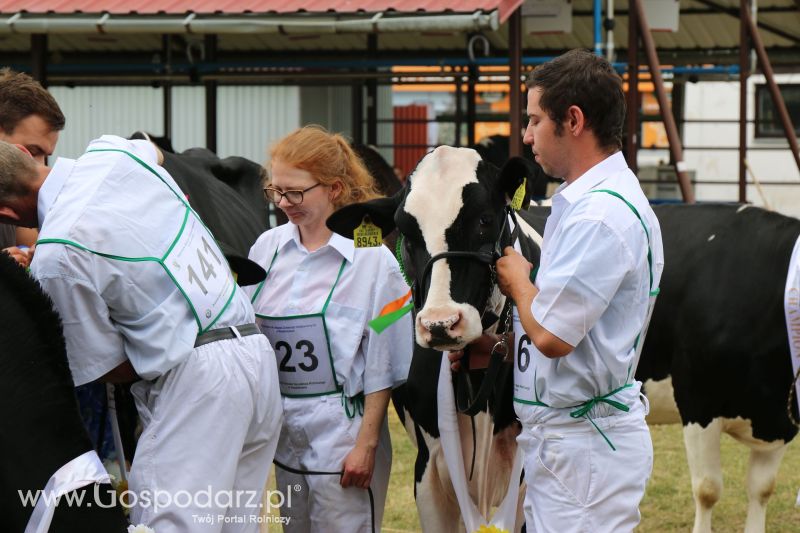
[342,391,365,419]
[568,382,634,451]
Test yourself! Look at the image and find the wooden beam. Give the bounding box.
[508,7,523,158]
[632,0,695,202]
[625,1,639,175]
[739,0,750,203]
[694,0,800,44]
[742,3,800,174]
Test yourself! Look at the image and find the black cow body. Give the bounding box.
[329,147,543,531]
[1,253,128,531]
[522,203,800,533]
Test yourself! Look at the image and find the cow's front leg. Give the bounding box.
[684,419,723,533]
[415,436,463,533]
[743,444,786,533]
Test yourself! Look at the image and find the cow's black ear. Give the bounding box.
[327,189,403,239]
[497,156,536,209]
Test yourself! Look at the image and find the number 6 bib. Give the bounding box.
[252,253,347,397]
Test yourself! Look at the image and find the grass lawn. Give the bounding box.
[265,412,800,532]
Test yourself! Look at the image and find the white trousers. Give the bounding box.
[517,397,653,533]
[274,395,392,533]
[128,334,283,533]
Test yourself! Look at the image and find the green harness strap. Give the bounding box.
[36,148,236,333]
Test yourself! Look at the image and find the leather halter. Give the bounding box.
[410,207,518,332]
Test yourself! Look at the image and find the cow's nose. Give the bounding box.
[418,310,463,346]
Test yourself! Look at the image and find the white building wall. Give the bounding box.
[683,73,800,218]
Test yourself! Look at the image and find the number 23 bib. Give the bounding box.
[253,252,347,397]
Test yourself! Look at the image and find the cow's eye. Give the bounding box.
[479,215,493,227]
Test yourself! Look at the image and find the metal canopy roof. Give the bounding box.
[1,0,798,70]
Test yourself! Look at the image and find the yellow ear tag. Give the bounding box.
[510,177,527,210]
[353,216,383,248]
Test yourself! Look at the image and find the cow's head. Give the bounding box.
[327,146,535,350]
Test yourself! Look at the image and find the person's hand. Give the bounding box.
[496,246,533,300]
[341,443,376,489]
[3,246,31,268]
[448,333,503,372]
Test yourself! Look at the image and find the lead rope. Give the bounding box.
[272,460,376,533]
[788,365,800,428]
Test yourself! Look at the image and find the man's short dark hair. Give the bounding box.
[526,49,625,151]
[0,68,65,134]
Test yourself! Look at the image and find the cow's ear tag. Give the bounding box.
[510,177,527,210]
[353,215,383,248]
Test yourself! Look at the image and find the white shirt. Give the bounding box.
[31,135,256,386]
[245,223,412,397]
[522,151,664,409]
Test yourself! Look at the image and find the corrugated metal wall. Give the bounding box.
[300,83,394,167]
[50,86,164,159]
[49,85,301,165]
[217,85,300,165]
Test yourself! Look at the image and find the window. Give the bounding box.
[755,84,800,138]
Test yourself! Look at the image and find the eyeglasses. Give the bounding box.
[263,183,322,206]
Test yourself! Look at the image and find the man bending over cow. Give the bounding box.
[0,135,282,533]
[0,68,64,267]
[497,49,665,531]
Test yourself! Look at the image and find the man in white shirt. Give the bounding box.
[0,135,282,533]
[497,49,665,532]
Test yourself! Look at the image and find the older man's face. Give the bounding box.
[0,114,59,164]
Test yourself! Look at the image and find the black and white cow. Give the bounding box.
[328,146,545,531]
[522,202,800,533]
[1,252,128,532]
[643,203,799,533]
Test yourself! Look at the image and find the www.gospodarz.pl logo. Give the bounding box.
[19,483,301,516]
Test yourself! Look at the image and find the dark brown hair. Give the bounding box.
[526,49,625,151]
[0,68,65,134]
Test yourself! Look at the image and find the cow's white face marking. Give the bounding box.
[404,147,486,349]
[708,234,716,242]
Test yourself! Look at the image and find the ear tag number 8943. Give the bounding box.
[353,215,383,248]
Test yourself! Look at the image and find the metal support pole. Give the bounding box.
[467,64,477,146]
[741,3,800,174]
[509,8,523,158]
[366,33,378,146]
[594,0,603,55]
[204,34,218,153]
[31,34,48,87]
[351,81,364,144]
[739,0,750,202]
[163,34,173,140]
[632,0,695,202]
[455,74,463,147]
[625,3,639,174]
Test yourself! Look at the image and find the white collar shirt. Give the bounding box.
[31,135,256,386]
[245,223,412,397]
[524,151,665,408]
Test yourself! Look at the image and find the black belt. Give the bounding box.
[194,323,261,348]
